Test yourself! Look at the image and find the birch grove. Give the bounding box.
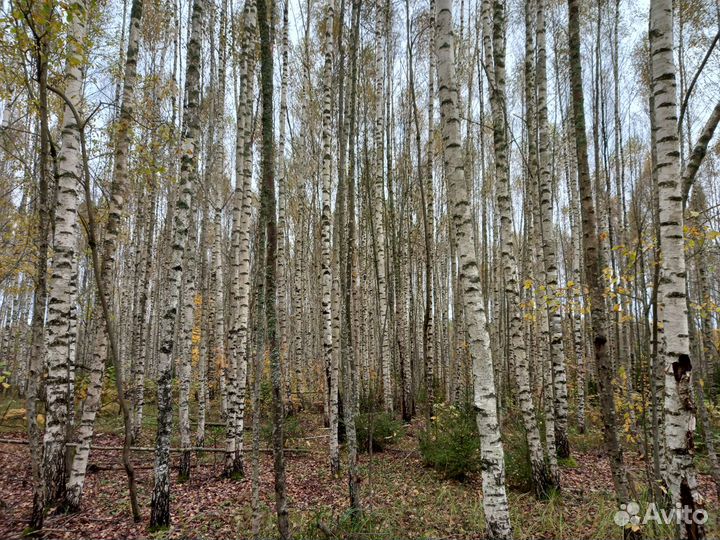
[1,0,720,538]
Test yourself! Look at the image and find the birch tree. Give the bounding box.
[42,0,88,507]
[256,0,290,533]
[64,0,144,510]
[320,0,339,476]
[436,0,512,536]
[650,0,706,537]
[568,0,630,505]
[150,0,203,526]
[535,0,569,459]
[373,0,392,412]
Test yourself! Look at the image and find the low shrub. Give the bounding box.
[355,412,404,452]
[261,413,304,446]
[300,508,384,538]
[358,385,384,414]
[418,403,481,480]
[503,421,533,492]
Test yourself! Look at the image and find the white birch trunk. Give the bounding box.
[42,0,88,506]
[320,0,339,476]
[651,1,706,537]
[374,0,392,412]
[149,0,202,526]
[179,216,197,480]
[227,0,256,477]
[535,0,569,458]
[65,0,144,510]
[436,0,512,536]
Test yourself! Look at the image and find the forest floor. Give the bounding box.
[0,394,718,540]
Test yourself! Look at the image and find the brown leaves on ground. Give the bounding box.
[0,419,718,539]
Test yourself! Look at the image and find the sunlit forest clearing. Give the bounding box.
[0,0,719,537]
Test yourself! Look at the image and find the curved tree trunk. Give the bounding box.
[65,0,143,512]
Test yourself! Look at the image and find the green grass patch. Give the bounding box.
[558,456,579,468]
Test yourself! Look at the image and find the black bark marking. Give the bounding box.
[672,353,692,383]
[680,478,704,540]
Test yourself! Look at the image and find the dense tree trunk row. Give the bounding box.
[1,0,719,538]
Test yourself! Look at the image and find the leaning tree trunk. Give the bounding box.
[681,101,720,204]
[435,0,512,537]
[650,1,705,538]
[149,0,202,527]
[64,0,144,513]
[42,0,87,508]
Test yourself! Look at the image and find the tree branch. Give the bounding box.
[682,100,720,203]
